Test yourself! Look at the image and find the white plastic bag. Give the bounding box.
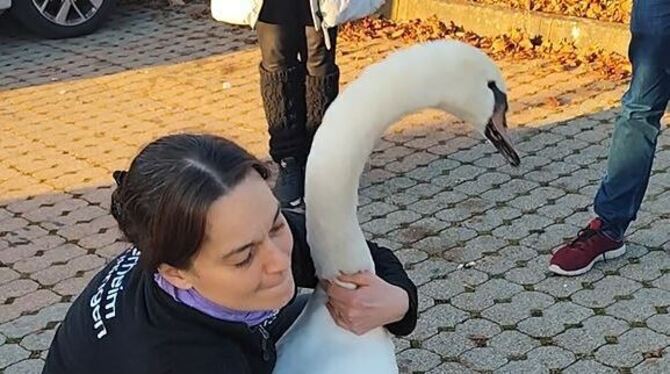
[317,0,386,28]
[210,0,261,26]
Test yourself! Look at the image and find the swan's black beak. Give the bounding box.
[485,82,520,167]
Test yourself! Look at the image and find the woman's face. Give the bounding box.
[162,171,295,311]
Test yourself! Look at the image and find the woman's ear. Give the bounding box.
[157,264,194,290]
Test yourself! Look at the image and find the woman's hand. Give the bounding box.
[322,271,409,336]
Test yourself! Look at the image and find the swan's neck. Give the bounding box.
[305,48,450,280]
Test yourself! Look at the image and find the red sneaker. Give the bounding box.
[549,218,626,276]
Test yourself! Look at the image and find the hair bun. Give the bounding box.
[111,170,128,230]
[113,170,128,187]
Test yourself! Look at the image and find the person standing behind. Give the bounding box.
[550,0,670,276]
[212,0,385,209]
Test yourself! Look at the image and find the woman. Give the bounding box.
[212,0,383,209]
[43,133,417,374]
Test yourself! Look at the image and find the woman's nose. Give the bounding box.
[263,240,290,274]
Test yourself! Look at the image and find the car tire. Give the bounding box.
[10,0,117,39]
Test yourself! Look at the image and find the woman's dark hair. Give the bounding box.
[110,133,269,271]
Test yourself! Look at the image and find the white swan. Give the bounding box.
[274,40,520,374]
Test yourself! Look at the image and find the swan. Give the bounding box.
[273,40,521,374]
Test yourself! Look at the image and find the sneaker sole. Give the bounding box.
[548,244,626,276]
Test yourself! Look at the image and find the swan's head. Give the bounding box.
[479,80,520,167]
[431,41,520,166]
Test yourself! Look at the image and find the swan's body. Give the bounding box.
[274,40,518,374]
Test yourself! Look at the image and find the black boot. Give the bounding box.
[305,67,340,149]
[274,156,305,209]
[259,64,307,209]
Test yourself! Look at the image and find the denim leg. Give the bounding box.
[594,33,670,239]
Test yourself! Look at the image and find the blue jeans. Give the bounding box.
[594,3,670,240]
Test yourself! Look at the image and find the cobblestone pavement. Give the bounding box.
[1,4,670,373]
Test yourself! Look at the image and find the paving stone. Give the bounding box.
[653,273,670,291]
[406,258,458,286]
[605,288,670,322]
[554,314,630,357]
[0,344,30,369]
[493,214,554,241]
[420,279,467,302]
[408,304,469,341]
[0,290,61,324]
[0,235,66,265]
[427,362,476,374]
[31,254,105,286]
[0,268,21,286]
[397,348,441,372]
[504,264,549,285]
[0,280,39,304]
[423,331,475,358]
[0,303,69,339]
[465,206,522,230]
[358,201,399,224]
[535,271,604,298]
[564,359,618,374]
[451,279,524,312]
[12,244,86,274]
[442,235,506,264]
[395,249,428,266]
[4,359,46,374]
[520,222,583,252]
[526,346,576,369]
[390,218,450,245]
[52,270,98,296]
[20,328,57,352]
[647,314,670,335]
[416,228,479,259]
[361,210,422,236]
[595,328,670,368]
[632,347,670,374]
[497,359,550,374]
[572,276,643,308]
[482,291,555,325]
[508,186,565,212]
[518,302,594,338]
[453,171,511,197]
[392,337,410,354]
[459,347,508,371]
[489,330,540,359]
[628,220,670,247]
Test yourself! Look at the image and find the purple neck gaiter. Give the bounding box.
[154,273,277,326]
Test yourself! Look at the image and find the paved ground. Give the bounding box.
[1,4,670,374]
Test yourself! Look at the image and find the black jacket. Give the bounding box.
[43,211,418,374]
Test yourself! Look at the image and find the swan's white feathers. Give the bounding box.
[274,40,506,374]
[305,40,505,280]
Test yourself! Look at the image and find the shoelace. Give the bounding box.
[570,226,599,249]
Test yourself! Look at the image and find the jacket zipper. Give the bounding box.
[258,324,271,361]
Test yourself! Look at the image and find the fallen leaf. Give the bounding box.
[339,15,630,80]
[187,4,209,19]
[468,334,489,347]
[466,0,631,23]
[544,96,562,108]
[643,348,664,360]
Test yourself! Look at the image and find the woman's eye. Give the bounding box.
[235,250,254,268]
[269,222,285,236]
